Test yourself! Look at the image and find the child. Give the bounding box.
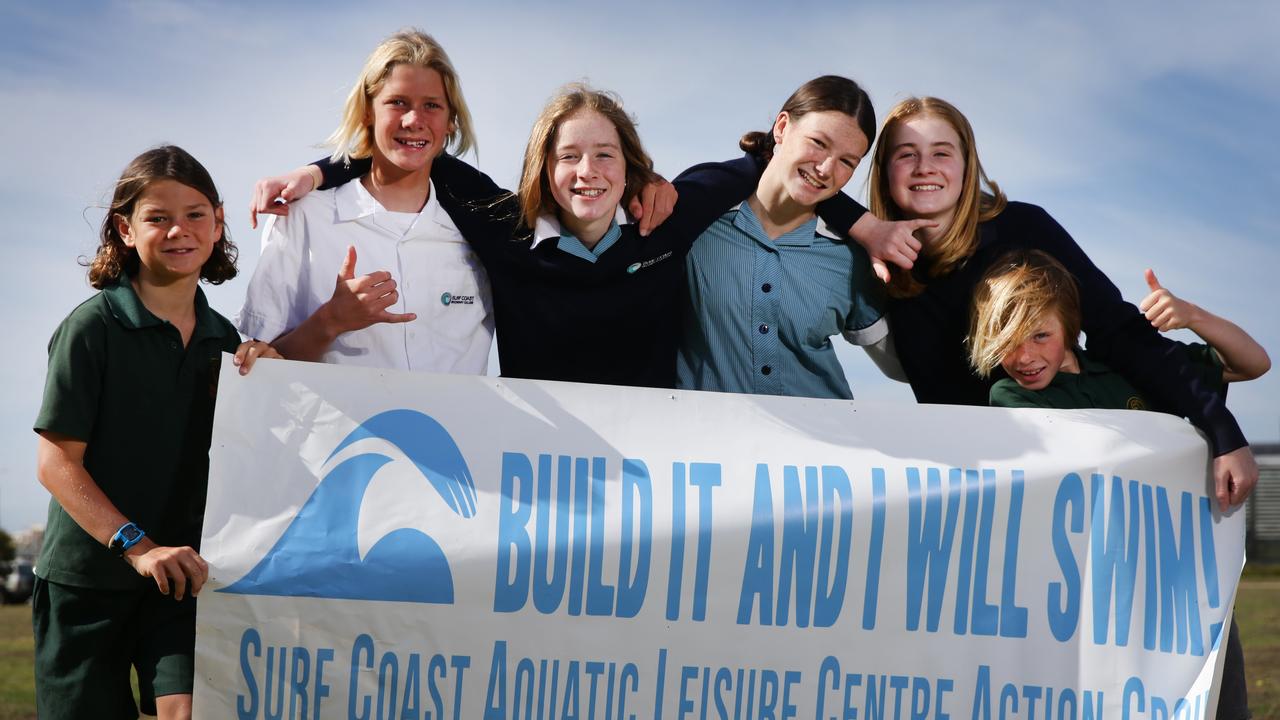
[967,247,1268,720]
[33,145,277,720]
[967,249,1269,409]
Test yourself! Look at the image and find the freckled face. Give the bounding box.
[771,110,869,207]
[886,114,966,230]
[1000,313,1079,390]
[547,110,627,238]
[366,64,452,176]
[115,179,221,285]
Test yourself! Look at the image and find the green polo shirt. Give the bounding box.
[34,277,239,590]
[989,343,1223,411]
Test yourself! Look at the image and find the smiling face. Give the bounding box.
[547,109,627,242]
[366,63,452,178]
[770,110,869,207]
[999,312,1080,390]
[886,114,966,231]
[115,179,222,285]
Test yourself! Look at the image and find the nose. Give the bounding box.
[167,219,189,238]
[912,153,936,176]
[576,155,598,178]
[815,156,835,178]
[402,108,424,129]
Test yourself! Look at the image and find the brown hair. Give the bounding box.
[88,145,236,289]
[739,75,876,161]
[967,249,1081,377]
[868,97,1007,298]
[327,29,477,164]
[517,84,659,229]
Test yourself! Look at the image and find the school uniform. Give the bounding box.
[677,201,886,398]
[860,201,1247,456]
[33,277,240,718]
[236,176,493,373]
[316,154,781,387]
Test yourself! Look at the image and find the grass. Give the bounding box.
[0,584,1277,719]
[1238,580,1280,719]
[0,604,33,720]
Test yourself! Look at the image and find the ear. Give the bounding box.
[213,205,226,240]
[772,111,791,145]
[114,213,135,248]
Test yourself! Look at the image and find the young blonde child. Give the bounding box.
[33,146,277,720]
[968,249,1268,408]
[967,247,1268,720]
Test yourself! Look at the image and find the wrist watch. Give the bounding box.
[109,522,146,555]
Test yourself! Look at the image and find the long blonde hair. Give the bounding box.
[967,249,1081,378]
[868,97,1006,298]
[326,29,476,164]
[516,84,658,230]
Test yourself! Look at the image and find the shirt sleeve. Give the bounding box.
[1024,204,1246,455]
[813,191,869,237]
[666,155,765,247]
[841,242,889,345]
[429,154,519,260]
[989,379,1053,408]
[235,213,307,343]
[34,311,106,442]
[314,156,372,190]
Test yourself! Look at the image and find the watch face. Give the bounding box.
[120,524,144,543]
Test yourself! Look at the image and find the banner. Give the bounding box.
[195,359,1243,720]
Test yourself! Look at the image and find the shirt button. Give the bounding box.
[758,324,769,334]
[761,283,772,293]
[761,365,772,375]
[170,342,179,350]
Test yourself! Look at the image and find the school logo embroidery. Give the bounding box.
[440,292,476,306]
[626,250,673,274]
[1126,396,1147,411]
[219,409,477,604]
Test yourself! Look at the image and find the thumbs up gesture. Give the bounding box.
[321,245,417,334]
[1138,268,1199,332]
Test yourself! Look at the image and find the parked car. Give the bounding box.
[2,560,34,604]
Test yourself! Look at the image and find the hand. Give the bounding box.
[1139,269,1200,332]
[1211,445,1258,511]
[850,214,934,283]
[232,339,281,375]
[249,167,319,229]
[124,538,209,600]
[628,177,678,237]
[321,246,417,334]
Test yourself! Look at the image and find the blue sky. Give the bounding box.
[1,1,1277,532]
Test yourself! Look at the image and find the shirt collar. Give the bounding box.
[335,176,447,226]
[531,205,631,249]
[731,201,843,247]
[103,274,220,336]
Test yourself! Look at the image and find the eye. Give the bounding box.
[559,153,578,162]
[426,101,444,110]
[145,215,167,224]
[1034,331,1051,342]
[841,158,857,170]
[188,211,207,221]
[933,151,951,158]
[895,150,917,161]
[809,137,826,149]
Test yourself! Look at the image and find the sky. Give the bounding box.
[1,1,1277,533]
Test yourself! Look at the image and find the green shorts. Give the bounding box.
[32,577,196,719]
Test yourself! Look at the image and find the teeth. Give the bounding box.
[397,139,428,148]
[798,169,825,189]
[911,184,942,191]
[573,188,605,197]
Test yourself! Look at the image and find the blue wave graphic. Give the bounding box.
[220,410,476,603]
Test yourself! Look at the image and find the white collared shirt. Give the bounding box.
[236,178,493,373]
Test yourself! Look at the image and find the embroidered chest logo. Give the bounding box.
[626,250,674,274]
[440,292,476,306]
[1126,396,1147,411]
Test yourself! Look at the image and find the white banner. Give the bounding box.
[195,358,1243,720]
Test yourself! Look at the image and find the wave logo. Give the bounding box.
[219,410,477,604]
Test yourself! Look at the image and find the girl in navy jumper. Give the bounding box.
[860,96,1258,512]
